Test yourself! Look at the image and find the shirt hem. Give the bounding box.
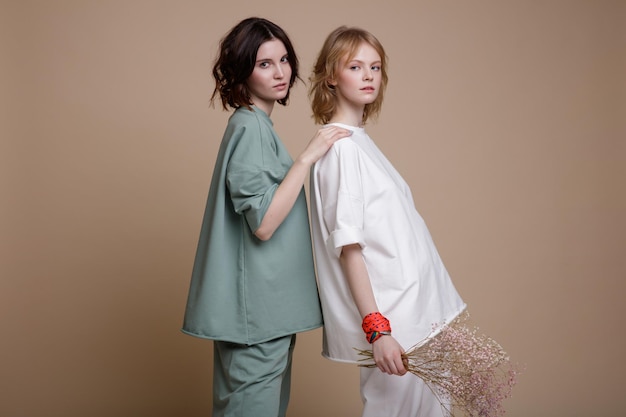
[319,304,468,364]
[181,322,323,345]
[321,352,361,365]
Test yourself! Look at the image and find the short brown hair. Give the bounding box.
[211,17,299,110]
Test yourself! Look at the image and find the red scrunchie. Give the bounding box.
[362,312,391,343]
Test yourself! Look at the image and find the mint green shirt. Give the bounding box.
[182,106,323,344]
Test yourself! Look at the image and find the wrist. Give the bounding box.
[362,312,392,344]
[295,153,314,167]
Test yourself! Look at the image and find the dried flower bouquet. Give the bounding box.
[356,311,520,417]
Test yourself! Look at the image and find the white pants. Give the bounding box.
[360,367,447,417]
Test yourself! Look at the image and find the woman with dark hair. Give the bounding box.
[182,17,350,417]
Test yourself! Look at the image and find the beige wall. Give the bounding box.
[2,1,625,416]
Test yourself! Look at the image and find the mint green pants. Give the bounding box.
[212,334,296,417]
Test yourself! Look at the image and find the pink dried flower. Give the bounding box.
[356,311,521,417]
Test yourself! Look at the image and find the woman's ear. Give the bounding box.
[327,78,336,89]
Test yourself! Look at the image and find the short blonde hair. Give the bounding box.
[309,26,388,125]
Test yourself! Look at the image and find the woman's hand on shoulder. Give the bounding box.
[297,126,352,165]
[372,335,408,376]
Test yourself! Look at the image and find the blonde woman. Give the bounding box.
[309,26,466,417]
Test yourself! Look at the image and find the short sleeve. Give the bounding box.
[226,124,286,233]
[316,139,366,257]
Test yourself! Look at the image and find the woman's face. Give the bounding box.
[246,39,292,114]
[332,42,382,109]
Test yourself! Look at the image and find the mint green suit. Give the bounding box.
[182,106,322,416]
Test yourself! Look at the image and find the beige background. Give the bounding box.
[2,1,625,416]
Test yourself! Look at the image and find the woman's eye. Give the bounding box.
[280,56,289,63]
[372,65,381,71]
[259,62,269,68]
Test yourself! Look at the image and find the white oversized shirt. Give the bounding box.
[310,123,467,363]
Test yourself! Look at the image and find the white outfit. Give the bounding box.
[360,367,446,417]
[310,123,466,416]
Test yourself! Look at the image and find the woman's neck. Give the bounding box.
[251,100,274,117]
[329,105,364,128]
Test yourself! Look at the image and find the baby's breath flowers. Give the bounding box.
[356,311,520,417]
